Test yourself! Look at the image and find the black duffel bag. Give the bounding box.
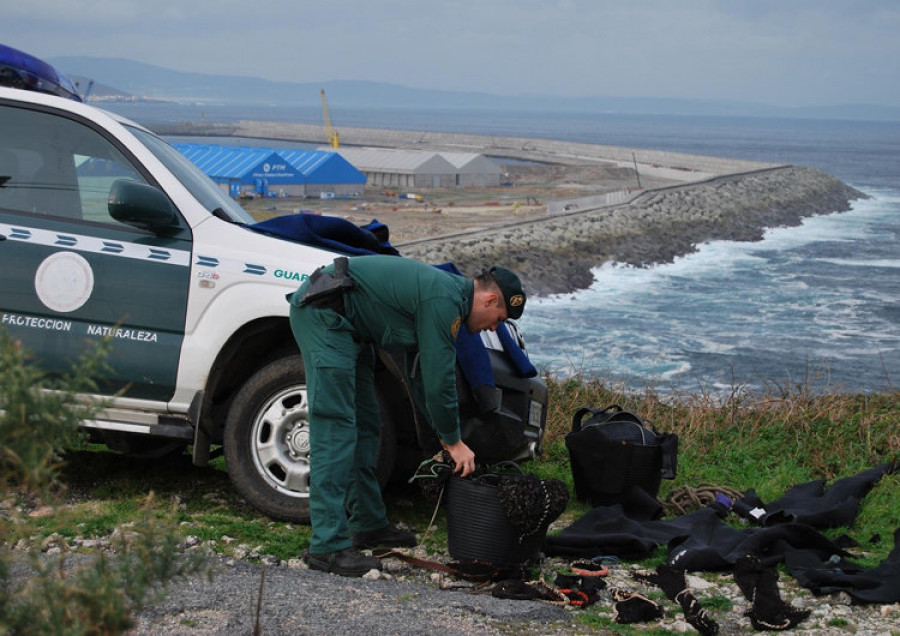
[565,404,678,506]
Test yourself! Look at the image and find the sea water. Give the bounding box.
[109,102,900,395]
[522,192,900,394]
[512,114,900,395]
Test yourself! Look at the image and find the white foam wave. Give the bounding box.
[530,194,899,312]
[817,258,900,269]
[753,193,900,249]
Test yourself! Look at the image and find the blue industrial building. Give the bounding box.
[173,143,366,198]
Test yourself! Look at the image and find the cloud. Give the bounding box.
[5,0,900,107]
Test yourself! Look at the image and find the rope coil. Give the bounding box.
[664,482,744,516]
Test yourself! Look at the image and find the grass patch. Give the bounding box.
[13,500,140,542]
[5,372,895,636]
[575,609,679,635]
[12,375,897,571]
[700,594,733,612]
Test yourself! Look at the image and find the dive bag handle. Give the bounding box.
[571,404,650,433]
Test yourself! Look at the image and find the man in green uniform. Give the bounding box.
[287,255,526,577]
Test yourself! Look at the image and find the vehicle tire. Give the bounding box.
[224,353,396,523]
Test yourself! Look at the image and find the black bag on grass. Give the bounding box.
[566,404,678,506]
[446,461,568,566]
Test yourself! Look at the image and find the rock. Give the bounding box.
[685,573,716,590]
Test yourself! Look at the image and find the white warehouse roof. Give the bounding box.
[330,148,456,175]
[320,146,503,188]
[440,152,503,175]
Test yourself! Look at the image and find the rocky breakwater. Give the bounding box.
[400,166,867,297]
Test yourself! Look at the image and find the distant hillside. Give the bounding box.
[67,75,130,100]
[50,56,900,122]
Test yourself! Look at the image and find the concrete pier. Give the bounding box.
[155,119,780,182]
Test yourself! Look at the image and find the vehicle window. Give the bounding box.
[0,103,146,224]
[127,125,254,225]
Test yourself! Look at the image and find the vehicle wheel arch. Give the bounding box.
[203,316,297,444]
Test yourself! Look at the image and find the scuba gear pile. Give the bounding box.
[634,564,720,635]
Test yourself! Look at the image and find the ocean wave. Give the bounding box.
[816,258,900,269]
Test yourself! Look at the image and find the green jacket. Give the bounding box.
[290,255,473,445]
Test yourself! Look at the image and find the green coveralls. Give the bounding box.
[287,255,473,554]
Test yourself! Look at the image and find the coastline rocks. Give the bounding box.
[400,166,866,297]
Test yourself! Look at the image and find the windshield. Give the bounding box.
[126,125,254,224]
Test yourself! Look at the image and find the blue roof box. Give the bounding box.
[0,42,82,101]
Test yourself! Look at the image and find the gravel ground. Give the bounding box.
[123,548,899,635]
[8,532,897,635]
[127,556,571,635]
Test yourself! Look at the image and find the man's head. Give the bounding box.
[488,266,526,319]
[467,266,526,333]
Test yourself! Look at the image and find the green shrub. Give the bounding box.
[0,327,209,635]
[0,327,109,496]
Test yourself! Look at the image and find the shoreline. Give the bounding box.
[400,165,867,297]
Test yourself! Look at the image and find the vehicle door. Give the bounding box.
[0,100,192,401]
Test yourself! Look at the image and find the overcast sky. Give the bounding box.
[5,0,900,108]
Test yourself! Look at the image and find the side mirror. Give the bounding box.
[108,179,177,232]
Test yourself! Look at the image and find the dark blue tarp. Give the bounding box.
[250,213,399,256]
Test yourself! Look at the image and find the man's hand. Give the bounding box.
[442,439,476,477]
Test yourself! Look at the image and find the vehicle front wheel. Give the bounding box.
[223,354,396,523]
[224,355,312,522]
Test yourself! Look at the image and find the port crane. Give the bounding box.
[320,89,339,148]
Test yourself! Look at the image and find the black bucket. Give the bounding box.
[446,471,545,565]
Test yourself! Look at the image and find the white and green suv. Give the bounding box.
[0,45,547,522]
